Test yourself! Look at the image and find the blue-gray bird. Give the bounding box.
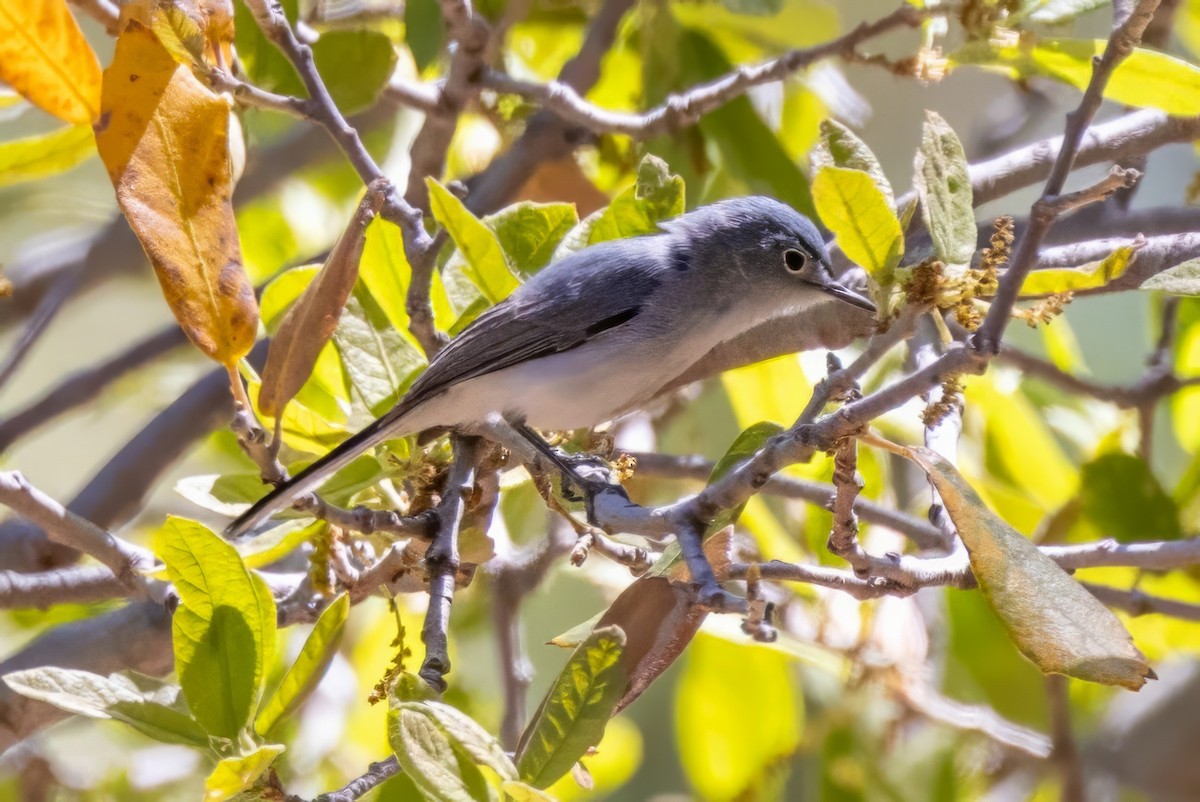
[227,196,874,537]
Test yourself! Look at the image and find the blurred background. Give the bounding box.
[3,0,1200,799]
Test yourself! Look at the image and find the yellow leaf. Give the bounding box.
[1020,245,1138,296]
[812,165,902,288]
[0,0,102,123]
[95,21,258,366]
[0,123,95,187]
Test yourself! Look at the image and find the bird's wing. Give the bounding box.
[400,237,671,411]
[225,235,673,538]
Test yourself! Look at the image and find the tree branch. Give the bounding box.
[973,0,1163,351]
[479,3,931,138]
[0,472,160,600]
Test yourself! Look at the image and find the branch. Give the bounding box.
[310,756,401,802]
[67,0,119,35]
[0,324,185,453]
[419,436,477,691]
[1082,581,1200,621]
[1047,675,1086,802]
[481,4,930,138]
[0,266,82,394]
[897,681,1053,759]
[463,0,636,214]
[827,437,872,572]
[403,0,488,211]
[0,566,126,609]
[0,340,268,574]
[208,68,314,119]
[722,534,1200,611]
[998,346,1195,408]
[0,601,173,751]
[241,0,434,313]
[973,0,1163,351]
[0,472,159,600]
[628,452,944,547]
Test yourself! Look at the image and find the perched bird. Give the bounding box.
[227,196,874,537]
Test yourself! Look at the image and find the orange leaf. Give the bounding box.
[0,0,102,124]
[95,21,258,366]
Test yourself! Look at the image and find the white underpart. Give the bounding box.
[396,289,822,433]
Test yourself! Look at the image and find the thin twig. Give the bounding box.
[310,756,401,802]
[898,681,1053,759]
[1047,675,1086,802]
[973,0,1163,352]
[627,451,944,547]
[828,438,872,573]
[0,266,82,393]
[1081,581,1200,621]
[0,324,185,453]
[66,0,119,35]
[481,4,932,138]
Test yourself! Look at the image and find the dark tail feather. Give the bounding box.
[224,406,410,539]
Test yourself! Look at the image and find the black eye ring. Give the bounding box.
[784,249,807,273]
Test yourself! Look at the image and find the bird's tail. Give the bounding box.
[224,405,410,539]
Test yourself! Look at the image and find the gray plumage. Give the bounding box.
[227,196,873,537]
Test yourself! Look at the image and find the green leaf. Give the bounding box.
[154,517,277,740]
[951,39,1200,117]
[913,111,976,266]
[0,123,95,187]
[516,626,627,789]
[648,422,784,579]
[812,166,903,288]
[1020,244,1137,295]
[204,744,285,802]
[406,0,444,71]
[359,216,442,353]
[423,702,518,780]
[906,447,1152,689]
[388,704,494,802]
[585,154,685,246]
[718,0,783,15]
[811,119,894,208]
[150,3,205,65]
[234,0,303,95]
[500,781,556,801]
[1080,452,1182,542]
[2,667,209,748]
[427,178,520,304]
[1141,259,1200,296]
[675,633,801,801]
[255,593,350,737]
[679,30,815,218]
[486,202,578,275]
[312,29,398,115]
[333,284,425,417]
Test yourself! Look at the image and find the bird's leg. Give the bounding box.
[512,423,610,496]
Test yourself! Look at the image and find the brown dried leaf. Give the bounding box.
[595,529,738,713]
[0,0,102,124]
[907,446,1153,690]
[94,21,258,366]
[259,190,383,418]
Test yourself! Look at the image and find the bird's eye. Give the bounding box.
[784,249,807,273]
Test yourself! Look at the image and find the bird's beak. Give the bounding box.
[821,279,876,313]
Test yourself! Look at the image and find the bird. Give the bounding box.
[226,195,875,538]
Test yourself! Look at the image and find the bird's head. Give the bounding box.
[661,196,875,315]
